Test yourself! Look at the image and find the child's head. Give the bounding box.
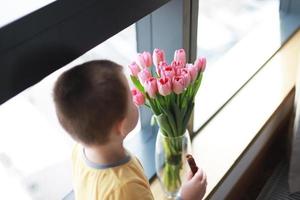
[53,60,138,146]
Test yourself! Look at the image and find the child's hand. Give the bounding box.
[180,168,207,200]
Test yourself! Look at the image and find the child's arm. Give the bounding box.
[179,168,207,200]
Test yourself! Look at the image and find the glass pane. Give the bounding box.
[0,0,55,28]
[197,0,278,65]
[0,25,137,199]
[195,0,279,131]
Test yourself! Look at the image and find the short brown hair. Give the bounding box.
[53,60,128,145]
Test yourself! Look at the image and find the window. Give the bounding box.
[0,25,137,199]
[0,0,55,28]
[197,0,278,64]
[1,0,300,199]
[194,0,280,132]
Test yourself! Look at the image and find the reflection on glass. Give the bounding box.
[197,0,279,65]
[0,25,136,199]
[194,0,280,132]
[0,0,55,28]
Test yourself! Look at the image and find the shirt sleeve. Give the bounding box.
[106,181,154,200]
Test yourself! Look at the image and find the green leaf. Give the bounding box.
[146,94,160,115]
[155,114,173,137]
[157,102,178,136]
[171,102,183,136]
[192,73,203,99]
[182,102,194,131]
[130,75,145,93]
[181,90,189,109]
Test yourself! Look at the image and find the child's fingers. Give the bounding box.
[201,172,207,185]
[192,168,204,181]
[186,170,194,180]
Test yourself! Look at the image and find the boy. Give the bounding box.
[53,60,207,200]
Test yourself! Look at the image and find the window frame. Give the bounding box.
[0,0,170,104]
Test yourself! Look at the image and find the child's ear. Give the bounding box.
[116,118,127,137]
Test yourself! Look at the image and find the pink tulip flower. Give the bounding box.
[172,61,185,76]
[145,77,158,98]
[128,62,141,77]
[186,63,198,82]
[136,53,146,68]
[179,68,191,88]
[142,51,152,67]
[153,48,166,67]
[156,61,168,76]
[131,89,145,106]
[172,76,186,94]
[138,69,152,86]
[159,61,168,67]
[194,57,206,72]
[157,77,172,96]
[161,66,176,79]
[171,60,184,69]
[174,49,186,66]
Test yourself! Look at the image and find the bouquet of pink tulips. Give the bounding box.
[129,48,206,194]
[130,48,205,137]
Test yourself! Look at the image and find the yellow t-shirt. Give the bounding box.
[71,144,154,200]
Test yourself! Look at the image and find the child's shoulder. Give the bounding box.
[119,154,148,181]
[105,156,153,199]
[71,143,80,160]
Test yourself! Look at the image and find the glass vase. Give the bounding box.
[155,129,192,199]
